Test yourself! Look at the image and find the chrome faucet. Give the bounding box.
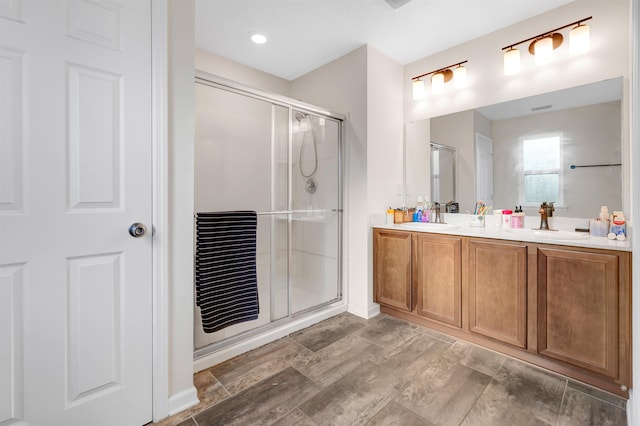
[432,202,443,223]
[537,202,555,230]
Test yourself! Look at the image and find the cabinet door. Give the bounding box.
[467,239,527,348]
[374,230,412,311]
[537,247,619,379]
[415,234,462,327]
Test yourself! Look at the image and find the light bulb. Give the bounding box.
[570,23,590,56]
[431,72,445,94]
[412,79,425,100]
[503,47,520,75]
[534,36,554,65]
[250,33,268,44]
[453,65,467,89]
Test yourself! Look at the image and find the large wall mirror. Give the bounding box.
[426,77,622,218]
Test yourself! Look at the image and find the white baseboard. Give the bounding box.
[193,303,347,372]
[347,302,380,319]
[167,386,199,417]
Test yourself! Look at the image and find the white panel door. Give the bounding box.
[0,1,153,425]
[475,133,494,207]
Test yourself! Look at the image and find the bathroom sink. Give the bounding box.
[500,228,589,241]
[398,222,459,230]
[532,230,590,241]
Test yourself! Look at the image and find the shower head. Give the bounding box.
[295,112,308,121]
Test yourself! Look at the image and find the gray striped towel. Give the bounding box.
[195,211,259,333]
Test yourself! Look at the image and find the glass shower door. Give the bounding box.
[290,111,342,314]
[194,83,289,349]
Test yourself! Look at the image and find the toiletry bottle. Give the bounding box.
[414,196,424,222]
[422,199,430,222]
[501,209,512,228]
[386,207,394,225]
[511,206,525,229]
[493,209,503,229]
[609,211,626,240]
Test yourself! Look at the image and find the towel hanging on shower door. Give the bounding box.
[195,211,259,333]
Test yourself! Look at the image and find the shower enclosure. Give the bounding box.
[193,73,344,356]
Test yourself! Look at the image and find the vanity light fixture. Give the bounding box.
[569,22,590,55]
[453,64,468,89]
[412,79,425,100]
[533,34,556,65]
[503,47,521,75]
[431,71,448,94]
[411,60,468,100]
[502,16,592,75]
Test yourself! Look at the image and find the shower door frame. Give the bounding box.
[193,71,345,358]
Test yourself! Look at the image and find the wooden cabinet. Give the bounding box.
[373,229,412,312]
[415,233,462,328]
[466,239,527,348]
[373,227,631,397]
[537,247,629,382]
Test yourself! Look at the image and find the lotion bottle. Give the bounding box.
[386,207,394,225]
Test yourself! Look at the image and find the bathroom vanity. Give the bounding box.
[373,222,631,397]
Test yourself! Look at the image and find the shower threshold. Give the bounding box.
[193,299,345,369]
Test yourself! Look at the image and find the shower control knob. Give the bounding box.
[129,223,147,238]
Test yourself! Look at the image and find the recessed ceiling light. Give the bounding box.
[250,33,268,44]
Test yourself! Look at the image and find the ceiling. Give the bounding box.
[195,0,574,81]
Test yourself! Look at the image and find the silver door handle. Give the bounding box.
[129,223,147,237]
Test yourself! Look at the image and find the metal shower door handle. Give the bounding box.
[129,223,147,237]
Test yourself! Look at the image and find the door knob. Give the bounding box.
[129,223,147,237]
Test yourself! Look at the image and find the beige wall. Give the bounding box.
[195,49,291,96]
[291,46,373,317]
[365,46,404,314]
[167,0,196,413]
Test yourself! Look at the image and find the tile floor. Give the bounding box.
[151,313,627,426]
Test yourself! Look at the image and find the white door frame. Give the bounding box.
[151,0,170,421]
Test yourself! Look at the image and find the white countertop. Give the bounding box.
[373,214,632,252]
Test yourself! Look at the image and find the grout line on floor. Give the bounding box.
[456,367,495,426]
[207,369,232,401]
[554,381,569,426]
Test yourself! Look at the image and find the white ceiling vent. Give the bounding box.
[384,0,412,10]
